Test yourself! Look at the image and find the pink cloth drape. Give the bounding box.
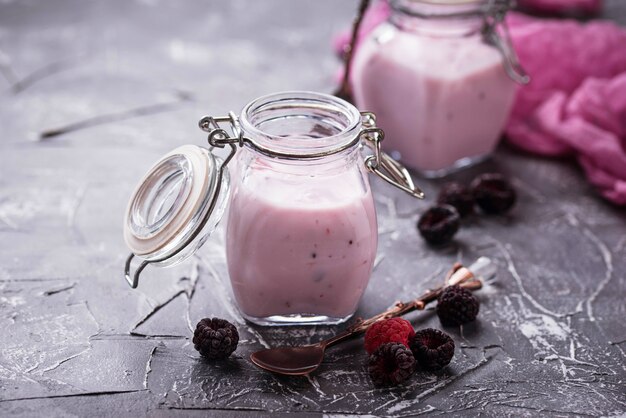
[506,13,626,204]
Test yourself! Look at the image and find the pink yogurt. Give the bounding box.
[352,24,517,175]
[225,157,378,322]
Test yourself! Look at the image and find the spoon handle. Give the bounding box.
[323,262,486,348]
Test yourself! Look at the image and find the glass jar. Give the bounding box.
[122,91,423,326]
[352,0,529,177]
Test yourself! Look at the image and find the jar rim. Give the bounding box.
[239,91,362,160]
[391,0,511,18]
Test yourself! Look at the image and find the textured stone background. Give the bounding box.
[0,1,625,417]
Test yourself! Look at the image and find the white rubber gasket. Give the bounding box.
[123,145,212,257]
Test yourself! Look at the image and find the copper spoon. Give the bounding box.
[250,257,496,376]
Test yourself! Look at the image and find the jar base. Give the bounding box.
[242,312,354,326]
[412,153,491,179]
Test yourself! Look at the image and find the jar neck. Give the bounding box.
[390,0,488,37]
[240,143,361,177]
[238,91,362,163]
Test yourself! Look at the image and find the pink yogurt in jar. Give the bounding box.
[226,161,377,323]
[352,0,524,177]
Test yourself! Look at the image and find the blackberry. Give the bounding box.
[417,205,460,245]
[470,173,516,214]
[437,285,480,326]
[193,318,239,360]
[409,328,455,370]
[437,182,474,217]
[368,342,416,386]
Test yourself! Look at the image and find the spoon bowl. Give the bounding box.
[250,344,326,376]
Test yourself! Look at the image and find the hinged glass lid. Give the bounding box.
[123,144,230,288]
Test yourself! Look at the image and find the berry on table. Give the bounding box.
[193,318,239,360]
[437,182,475,217]
[409,328,455,370]
[437,285,480,326]
[417,205,461,246]
[368,342,416,386]
[470,173,516,214]
[364,317,416,354]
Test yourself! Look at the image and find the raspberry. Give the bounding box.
[437,182,474,217]
[470,173,516,214]
[368,342,416,386]
[193,318,239,360]
[417,205,460,246]
[409,328,455,370]
[364,318,416,354]
[437,285,480,326]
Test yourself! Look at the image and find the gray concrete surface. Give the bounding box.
[0,1,625,416]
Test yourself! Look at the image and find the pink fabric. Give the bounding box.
[543,75,626,204]
[333,2,626,205]
[518,0,602,14]
[507,15,626,204]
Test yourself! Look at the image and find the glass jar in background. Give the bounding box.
[122,91,424,326]
[352,0,529,178]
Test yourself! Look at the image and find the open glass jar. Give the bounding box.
[123,91,423,326]
[352,0,529,177]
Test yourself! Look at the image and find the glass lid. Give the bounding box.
[123,144,230,270]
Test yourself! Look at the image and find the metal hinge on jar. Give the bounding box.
[360,111,425,199]
[482,0,530,85]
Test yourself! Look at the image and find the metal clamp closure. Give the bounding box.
[482,0,530,85]
[360,112,424,199]
[197,111,240,190]
[198,112,247,148]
